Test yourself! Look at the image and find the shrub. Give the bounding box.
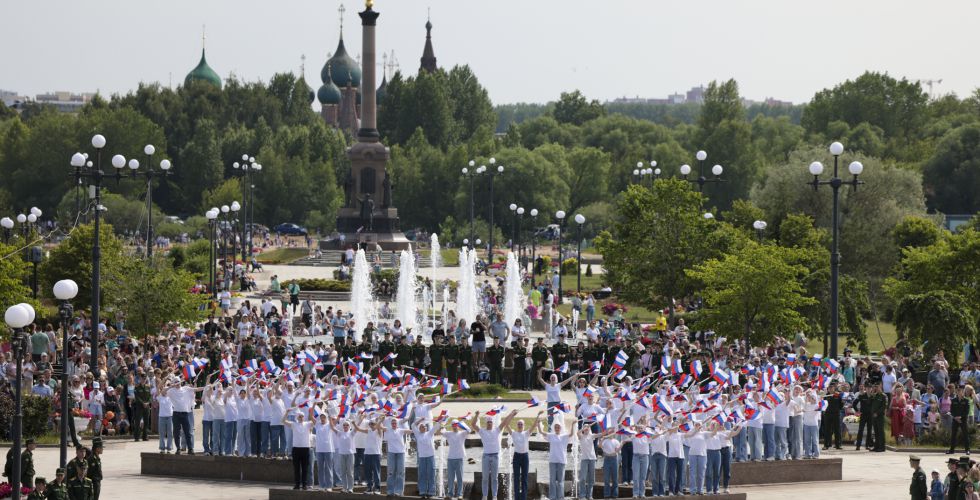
[0,392,53,440]
[917,427,974,448]
[281,279,352,292]
[561,258,578,275]
[601,302,628,316]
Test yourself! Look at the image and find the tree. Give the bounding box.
[552,90,605,126]
[751,145,928,281]
[177,118,224,208]
[894,291,977,363]
[697,80,762,209]
[595,180,737,309]
[0,243,38,326]
[446,65,496,141]
[892,215,942,250]
[39,223,125,310]
[687,242,816,345]
[103,257,206,338]
[698,80,745,141]
[921,122,980,214]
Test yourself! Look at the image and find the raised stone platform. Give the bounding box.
[270,487,745,500]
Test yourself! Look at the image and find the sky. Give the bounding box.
[3,0,979,107]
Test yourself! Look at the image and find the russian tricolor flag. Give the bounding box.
[613,351,629,369]
[656,398,673,416]
[690,360,703,377]
[182,364,196,380]
[557,362,569,374]
[766,388,784,405]
[453,420,472,432]
[825,358,840,373]
[379,367,394,385]
[598,413,612,431]
[661,355,671,375]
[383,352,398,363]
[678,422,692,432]
[671,359,683,375]
[397,403,412,419]
[441,380,453,395]
[486,405,508,416]
[583,385,596,399]
[786,354,796,365]
[528,396,541,407]
[713,369,730,386]
[810,354,822,367]
[261,359,277,373]
[458,379,471,391]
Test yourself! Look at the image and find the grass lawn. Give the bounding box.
[554,302,664,324]
[527,273,608,292]
[805,319,898,356]
[255,247,309,264]
[424,248,460,266]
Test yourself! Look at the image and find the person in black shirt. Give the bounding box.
[471,319,487,368]
[853,385,873,450]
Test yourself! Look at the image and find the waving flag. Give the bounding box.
[678,422,692,432]
[397,403,412,419]
[557,362,569,374]
[458,379,471,391]
[766,388,785,405]
[671,359,683,375]
[660,355,671,376]
[613,351,629,370]
[383,352,398,363]
[589,361,602,373]
[527,396,541,407]
[810,354,822,367]
[582,385,596,399]
[824,358,841,373]
[379,367,394,385]
[761,372,771,394]
[786,354,796,365]
[819,399,829,412]
[453,420,472,432]
[551,402,572,414]
[486,405,508,416]
[262,359,277,373]
[346,358,362,375]
[192,357,208,370]
[598,413,613,431]
[243,359,259,373]
[690,360,703,377]
[221,358,235,372]
[740,363,755,375]
[713,369,730,386]
[637,395,652,409]
[433,410,449,423]
[677,374,692,387]
[617,389,634,402]
[621,416,635,428]
[656,398,674,416]
[441,379,453,395]
[182,364,196,380]
[358,352,373,360]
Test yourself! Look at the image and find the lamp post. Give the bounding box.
[70,134,110,377]
[509,203,518,252]
[232,156,260,265]
[131,145,173,258]
[574,214,586,293]
[633,163,642,184]
[479,159,504,260]
[230,202,241,289]
[808,141,864,359]
[529,209,538,278]
[555,210,566,301]
[206,209,219,301]
[220,205,230,291]
[516,207,525,267]
[680,150,725,193]
[5,302,35,500]
[52,279,78,468]
[462,161,477,244]
[1,217,12,243]
[753,220,768,242]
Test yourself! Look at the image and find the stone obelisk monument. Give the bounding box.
[331,0,410,250]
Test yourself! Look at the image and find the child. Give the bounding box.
[902,405,916,446]
[930,470,944,500]
[913,400,925,438]
[927,407,940,434]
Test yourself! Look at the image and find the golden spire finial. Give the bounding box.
[366,0,374,9]
[338,3,346,35]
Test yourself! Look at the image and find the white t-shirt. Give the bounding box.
[250,397,266,422]
[667,433,685,459]
[477,428,503,454]
[651,433,667,456]
[385,429,407,453]
[334,428,356,454]
[157,395,173,418]
[687,431,707,456]
[236,395,251,420]
[600,437,621,456]
[446,430,469,460]
[631,435,650,455]
[314,422,334,453]
[545,384,562,403]
[775,400,790,428]
[364,431,383,455]
[290,421,313,448]
[546,433,571,464]
[579,433,597,460]
[414,428,436,458]
[224,396,238,421]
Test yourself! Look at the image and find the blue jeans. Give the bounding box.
[202,420,213,454]
[236,419,251,455]
[211,419,224,454]
[667,457,684,494]
[259,421,270,455]
[748,426,763,460]
[733,429,748,461]
[682,445,690,490]
[578,458,595,498]
[763,423,776,460]
[284,424,293,454]
[602,455,618,498]
[158,416,173,451]
[386,451,405,495]
[632,453,649,497]
[221,420,236,455]
[775,425,789,460]
[512,453,528,500]
[548,462,566,500]
[721,446,732,489]
[620,441,633,483]
[650,452,667,496]
[364,454,381,492]
[250,421,261,456]
[449,458,465,498]
[789,415,803,459]
[804,425,820,458]
[337,453,354,491]
[173,411,193,452]
[418,455,436,496]
[483,453,500,498]
[354,448,364,483]
[316,452,333,488]
[270,425,284,455]
[705,449,722,493]
[688,454,706,494]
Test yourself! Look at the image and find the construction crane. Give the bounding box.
[916,78,943,99]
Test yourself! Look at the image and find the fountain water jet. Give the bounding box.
[503,251,525,329]
[430,233,442,269]
[456,247,479,327]
[350,249,375,343]
[397,248,419,335]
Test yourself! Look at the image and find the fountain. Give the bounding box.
[502,432,514,500]
[441,285,450,333]
[430,233,442,269]
[350,249,375,343]
[437,434,446,497]
[456,247,479,327]
[397,248,419,335]
[503,251,525,329]
[570,420,580,499]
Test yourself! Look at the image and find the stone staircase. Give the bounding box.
[290,250,436,268]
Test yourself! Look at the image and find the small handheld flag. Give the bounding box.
[690,360,703,377]
[528,396,541,407]
[557,362,569,374]
[458,379,471,391]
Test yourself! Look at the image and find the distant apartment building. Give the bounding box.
[0,90,95,113]
[610,85,793,107]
